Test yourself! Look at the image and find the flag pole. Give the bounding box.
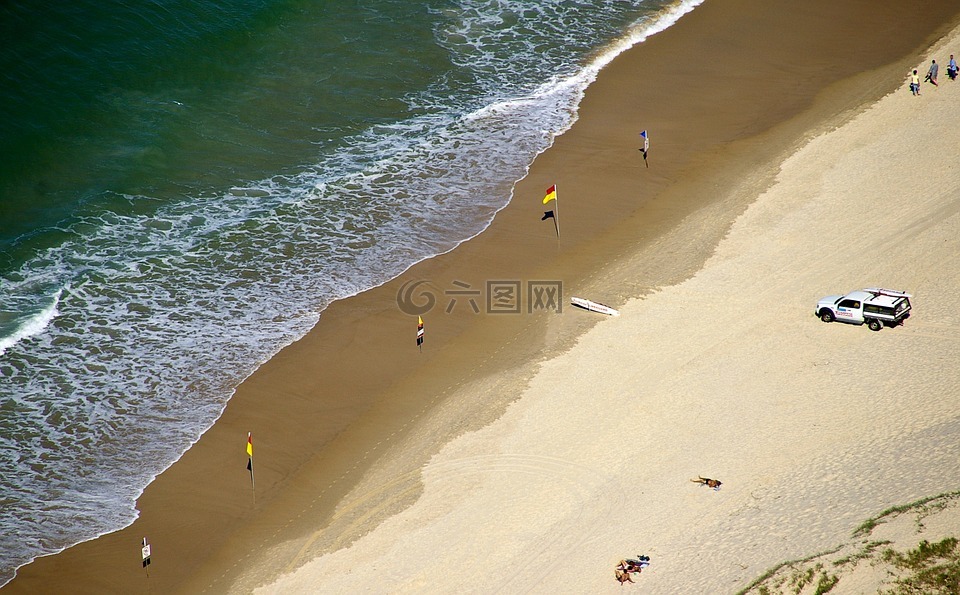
[554,184,561,244]
[542,184,560,243]
[141,537,152,578]
[417,316,424,352]
[246,432,255,503]
[640,130,649,168]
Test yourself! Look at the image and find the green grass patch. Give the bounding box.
[813,572,839,595]
[741,491,960,594]
[881,537,960,594]
[834,540,892,568]
[853,491,960,538]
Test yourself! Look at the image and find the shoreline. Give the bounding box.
[8,0,960,592]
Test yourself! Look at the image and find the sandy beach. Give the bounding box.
[257,18,960,593]
[8,0,960,593]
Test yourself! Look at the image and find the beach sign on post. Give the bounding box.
[141,537,151,575]
[639,130,649,167]
[246,432,255,501]
[542,184,560,239]
[417,316,424,351]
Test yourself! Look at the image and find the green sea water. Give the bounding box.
[1,1,451,255]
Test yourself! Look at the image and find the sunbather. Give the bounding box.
[615,567,634,584]
[691,476,722,490]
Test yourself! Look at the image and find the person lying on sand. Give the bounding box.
[624,555,650,570]
[617,559,642,574]
[691,476,722,490]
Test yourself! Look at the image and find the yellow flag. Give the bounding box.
[246,432,253,457]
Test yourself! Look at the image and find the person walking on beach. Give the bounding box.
[948,54,958,81]
[910,69,921,96]
[925,59,939,87]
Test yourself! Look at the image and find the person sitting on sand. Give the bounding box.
[615,567,634,584]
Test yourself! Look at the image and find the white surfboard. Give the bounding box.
[571,296,619,316]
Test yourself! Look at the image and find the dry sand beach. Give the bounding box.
[8,0,960,593]
[259,21,960,593]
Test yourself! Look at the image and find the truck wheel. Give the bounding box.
[819,310,834,323]
[867,318,883,332]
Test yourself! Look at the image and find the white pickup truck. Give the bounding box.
[815,288,912,331]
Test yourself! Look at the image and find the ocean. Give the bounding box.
[0,0,701,584]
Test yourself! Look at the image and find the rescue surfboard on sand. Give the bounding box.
[571,296,619,316]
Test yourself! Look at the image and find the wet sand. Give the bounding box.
[7,0,960,592]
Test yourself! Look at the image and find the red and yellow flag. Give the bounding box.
[543,184,557,204]
[246,432,253,458]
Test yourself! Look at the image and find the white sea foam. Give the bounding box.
[0,288,62,357]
